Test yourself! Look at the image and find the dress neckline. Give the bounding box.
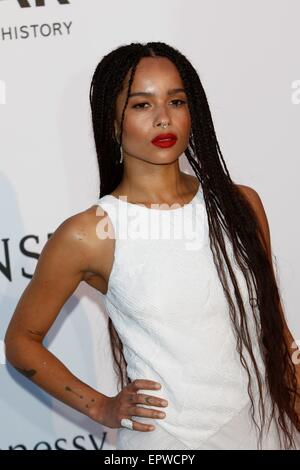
[106,182,202,212]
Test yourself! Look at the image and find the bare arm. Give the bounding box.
[237,184,300,409]
[4,207,109,423]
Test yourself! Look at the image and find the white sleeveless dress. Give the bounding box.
[96,184,299,450]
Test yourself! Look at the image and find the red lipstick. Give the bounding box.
[151,133,177,148]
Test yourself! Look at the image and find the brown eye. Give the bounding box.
[132,102,149,109]
[132,99,186,110]
[171,99,186,106]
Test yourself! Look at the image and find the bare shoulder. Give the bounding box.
[235,183,271,259]
[49,204,105,252]
[235,183,260,203]
[43,203,112,281]
[4,204,112,345]
[235,184,267,222]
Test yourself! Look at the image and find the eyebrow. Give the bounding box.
[128,88,186,98]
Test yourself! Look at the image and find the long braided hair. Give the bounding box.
[89,41,300,449]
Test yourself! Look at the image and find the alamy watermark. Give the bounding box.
[95,198,206,251]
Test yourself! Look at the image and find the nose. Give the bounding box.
[154,105,172,127]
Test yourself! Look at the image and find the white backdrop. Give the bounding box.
[1,0,299,450]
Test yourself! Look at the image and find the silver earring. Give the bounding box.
[120,146,123,163]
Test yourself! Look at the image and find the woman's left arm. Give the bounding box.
[236,184,300,395]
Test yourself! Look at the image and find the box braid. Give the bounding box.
[89,41,300,449]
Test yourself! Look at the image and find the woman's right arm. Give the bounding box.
[4,208,110,423]
[4,207,168,432]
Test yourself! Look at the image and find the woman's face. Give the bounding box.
[114,57,191,164]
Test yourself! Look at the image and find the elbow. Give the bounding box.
[4,328,33,370]
[4,336,38,380]
[4,327,14,364]
[4,331,20,368]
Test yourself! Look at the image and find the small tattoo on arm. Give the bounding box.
[16,367,37,379]
[65,386,95,410]
[65,386,83,399]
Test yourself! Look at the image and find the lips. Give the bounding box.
[151,133,177,148]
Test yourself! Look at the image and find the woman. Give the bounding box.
[5,41,300,450]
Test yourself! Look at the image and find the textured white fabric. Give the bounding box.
[96,185,300,450]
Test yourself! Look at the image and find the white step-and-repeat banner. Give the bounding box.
[1,0,299,450]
